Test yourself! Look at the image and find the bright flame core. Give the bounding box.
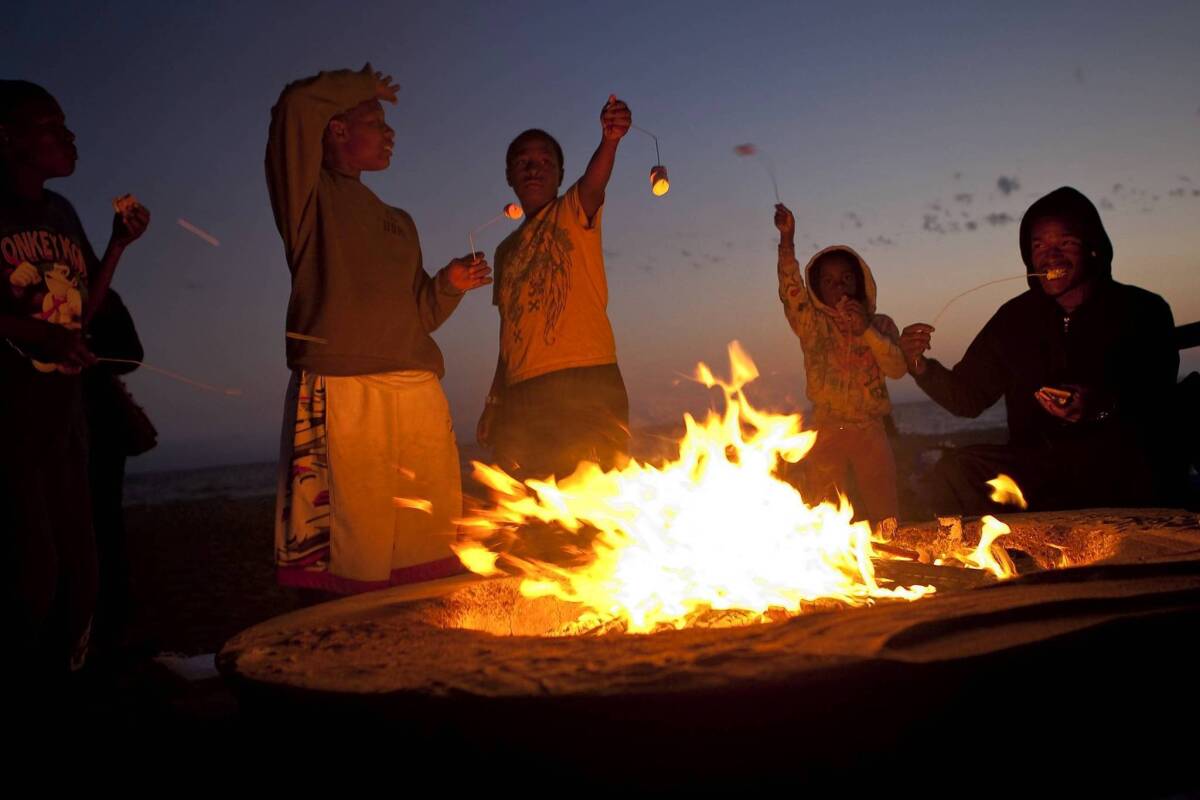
[454,342,950,633]
[504,202,524,220]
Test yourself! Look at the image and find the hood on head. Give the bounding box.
[803,244,877,315]
[1018,186,1113,291]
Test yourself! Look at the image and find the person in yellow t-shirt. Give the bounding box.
[476,96,631,480]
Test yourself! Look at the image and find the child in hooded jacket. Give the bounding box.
[774,204,907,527]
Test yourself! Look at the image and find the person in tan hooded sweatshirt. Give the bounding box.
[774,204,907,527]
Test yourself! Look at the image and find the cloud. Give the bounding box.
[1099,197,1115,210]
[954,193,973,204]
[965,220,978,231]
[997,176,1021,196]
[1180,175,1192,183]
[603,248,619,259]
[843,211,863,229]
[638,263,654,274]
[723,241,734,248]
[953,171,963,181]
[690,261,704,270]
[985,212,1015,226]
[922,213,946,234]
[680,249,692,257]
[867,235,895,246]
[1194,190,1200,197]
[1073,66,1085,85]
[927,201,943,212]
[1113,183,1124,193]
[1169,188,1186,198]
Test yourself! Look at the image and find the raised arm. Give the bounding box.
[264,65,385,252]
[774,204,817,340]
[577,95,630,222]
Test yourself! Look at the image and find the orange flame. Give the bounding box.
[454,343,942,633]
[966,516,1018,579]
[987,473,1028,510]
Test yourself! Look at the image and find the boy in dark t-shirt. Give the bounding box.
[0,80,148,683]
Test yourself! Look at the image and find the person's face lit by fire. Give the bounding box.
[1029,218,1090,298]
[324,99,394,175]
[506,137,563,217]
[815,256,859,307]
[1,97,77,179]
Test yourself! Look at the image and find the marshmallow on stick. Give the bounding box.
[112,193,145,220]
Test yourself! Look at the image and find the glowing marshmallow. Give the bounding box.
[650,165,670,197]
[631,122,670,198]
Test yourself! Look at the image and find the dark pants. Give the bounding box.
[493,364,630,481]
[88,440,129,652]
[0,366,96,683]
[923,425,1159,516]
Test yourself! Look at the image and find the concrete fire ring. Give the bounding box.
[219,509,1200,788]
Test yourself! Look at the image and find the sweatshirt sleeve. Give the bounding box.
[265,68,378,256]
[777,243,817,340]
[1110,292,1177,424]
[914,312,1009,418]
[863,313,908,379]
[409,222,464,333]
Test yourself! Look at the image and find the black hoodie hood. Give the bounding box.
[1018,186,1113,291]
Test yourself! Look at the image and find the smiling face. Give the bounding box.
[324,99,393,174]
[1,96,77,180]
[506,135,563,216]
[1029,217,1090,298]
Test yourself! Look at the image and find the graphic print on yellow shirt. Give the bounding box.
[493,184,616,385]
[0,192,93,373]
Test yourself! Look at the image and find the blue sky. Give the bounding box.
[8,0,1199,470]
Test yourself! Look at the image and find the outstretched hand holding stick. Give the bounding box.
[900,323,934,375]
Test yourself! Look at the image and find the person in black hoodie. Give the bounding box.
[900,186,1180,514]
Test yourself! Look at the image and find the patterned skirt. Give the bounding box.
[274,369,467,593]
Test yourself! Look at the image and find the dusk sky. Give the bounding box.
[8,0,1198,471]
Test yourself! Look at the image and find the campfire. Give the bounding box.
[449,342,1017,635]
[219,344,1200,789]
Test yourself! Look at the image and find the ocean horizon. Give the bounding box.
[123,399,1007,506]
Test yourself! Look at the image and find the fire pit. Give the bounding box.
[220,508,1200,790]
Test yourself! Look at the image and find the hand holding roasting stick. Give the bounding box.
[576,95,631,220]
[441,252,492,293]
[899,322,934,376]
[774,203,795,246]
